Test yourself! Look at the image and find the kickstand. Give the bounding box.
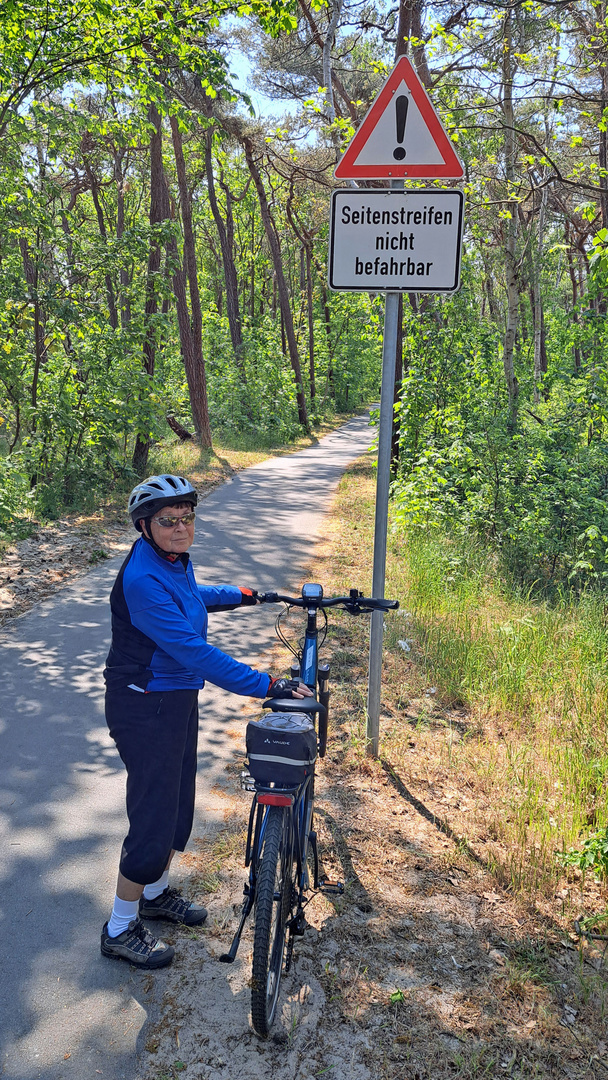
[218,887,254,964]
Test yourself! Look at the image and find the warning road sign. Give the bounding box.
[334,56,463,180]
[328,189,464,292]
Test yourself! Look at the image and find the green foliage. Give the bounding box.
[559,829,608,882]
[391,265,608,592]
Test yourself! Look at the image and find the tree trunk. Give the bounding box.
[114,147,131,328]
[203,129,245,366]
[169,116,212,447]
[19,235,45,433]
[322,0,344,126]
[166,414,193,440]
[501,4,519,417]
[395,0,413,58]
[132,102,169,475]
[306,244,315,405]
[242,135,309,430]
[600,56,608,232]
[533,178,547,401]
[565,220,581,370]
[395,0,431,84]
[166,215,204,442]
[297,0,358,122]
[82,154,119,330]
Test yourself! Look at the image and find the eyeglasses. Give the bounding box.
[152,511,196,529]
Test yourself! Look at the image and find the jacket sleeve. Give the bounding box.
[125,577,271,697]
[198,583,243,613]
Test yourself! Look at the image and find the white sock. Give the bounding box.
[107,896,139,938]
[143,870,170,901]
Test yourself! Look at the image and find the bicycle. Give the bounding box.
[218,582,398,1037]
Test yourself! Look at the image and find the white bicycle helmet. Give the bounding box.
[128,474,198,530]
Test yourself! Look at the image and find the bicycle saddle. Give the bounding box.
[262,697,323,714]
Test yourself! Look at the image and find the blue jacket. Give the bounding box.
[104,538,271,697]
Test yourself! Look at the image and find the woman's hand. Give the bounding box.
[267,677,314,700]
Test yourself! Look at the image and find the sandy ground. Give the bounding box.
[0,509,133,623]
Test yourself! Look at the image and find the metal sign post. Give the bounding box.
[366,181,401,754]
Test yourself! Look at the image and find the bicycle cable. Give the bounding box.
[318,607,328,650]
[275,604,329,661]
[275,605,300,660]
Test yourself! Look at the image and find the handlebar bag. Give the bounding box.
[246,712,318,785]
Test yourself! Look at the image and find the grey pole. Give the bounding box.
[366,178,403,756]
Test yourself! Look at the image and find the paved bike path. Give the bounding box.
[0,413,374,1080]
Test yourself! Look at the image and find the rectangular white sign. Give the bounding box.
[328,189,464,293]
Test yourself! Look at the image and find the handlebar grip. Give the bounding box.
[259,591,279,604]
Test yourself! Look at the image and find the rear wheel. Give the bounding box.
[251,807,294,1036]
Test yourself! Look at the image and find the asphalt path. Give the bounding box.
[0,413,375,1080]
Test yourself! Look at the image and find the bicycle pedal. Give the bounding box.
[319,878,344,895]
[240,770,255,792]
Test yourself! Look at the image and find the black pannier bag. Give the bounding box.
[246,712,317,785]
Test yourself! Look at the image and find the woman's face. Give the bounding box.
[146,502,196,554]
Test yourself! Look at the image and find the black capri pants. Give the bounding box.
[106,687,199,885]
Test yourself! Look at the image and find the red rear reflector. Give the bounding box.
[257,793,293,806]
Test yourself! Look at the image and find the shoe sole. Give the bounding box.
[100,941,175,968]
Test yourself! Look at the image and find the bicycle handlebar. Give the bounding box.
[259,590,399,614]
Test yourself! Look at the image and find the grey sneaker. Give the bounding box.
[139,887,208,926]
[100,918,174,968]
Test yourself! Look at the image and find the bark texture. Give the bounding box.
[242,135,309,430]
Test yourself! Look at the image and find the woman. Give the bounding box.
[101,473,310,968]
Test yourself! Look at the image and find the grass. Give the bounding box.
[314,458,608,914]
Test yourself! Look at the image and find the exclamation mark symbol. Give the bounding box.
[393,95,408,161]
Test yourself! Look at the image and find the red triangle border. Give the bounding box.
[334,56,463,180]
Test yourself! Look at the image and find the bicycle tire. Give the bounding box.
[251,806,294,1036]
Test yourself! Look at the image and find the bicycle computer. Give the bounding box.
[301,582,323,600]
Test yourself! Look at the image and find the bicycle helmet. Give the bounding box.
[128,474,198,531]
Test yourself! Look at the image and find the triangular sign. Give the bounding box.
[334,56,463,180]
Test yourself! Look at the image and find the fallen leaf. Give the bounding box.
[489,949,506,966]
